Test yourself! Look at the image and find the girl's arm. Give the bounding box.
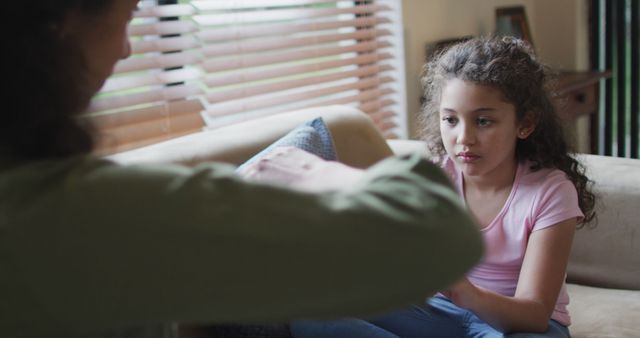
[443,217,576,333]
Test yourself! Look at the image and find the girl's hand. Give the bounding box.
[238,146,364,193]
[441,278,481,309]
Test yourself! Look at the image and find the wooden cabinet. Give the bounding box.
[553,71,611,120]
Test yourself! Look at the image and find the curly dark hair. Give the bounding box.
[0,1,112,165]
[419,36,595,225]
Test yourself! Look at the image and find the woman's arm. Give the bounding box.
[3,154,482,333]
[238,146,365,192]
[443,218,576,333]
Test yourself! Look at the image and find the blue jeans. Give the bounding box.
[291,296,571,338]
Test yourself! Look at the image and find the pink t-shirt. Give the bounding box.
[443,159,583,326]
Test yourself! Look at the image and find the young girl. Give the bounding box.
[291,36,595,338]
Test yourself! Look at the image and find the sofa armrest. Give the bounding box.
[108,105,393,169]
[387,139,431,158]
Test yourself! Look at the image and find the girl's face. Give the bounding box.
[439,78,532,179]
[62,0,138,95]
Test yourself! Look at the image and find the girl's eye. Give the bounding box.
[477,118,492,127]
[441,116,458,125]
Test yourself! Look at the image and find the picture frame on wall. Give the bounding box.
[495,6,534,47]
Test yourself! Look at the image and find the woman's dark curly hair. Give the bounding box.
[419,36,595,225]
[1,1,112,165]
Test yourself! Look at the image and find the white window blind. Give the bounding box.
[87,0,407,155]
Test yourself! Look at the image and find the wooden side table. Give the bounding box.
[553,70,611,120]
[552,70,611,153]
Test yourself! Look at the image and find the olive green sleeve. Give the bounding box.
[2,154,481,334]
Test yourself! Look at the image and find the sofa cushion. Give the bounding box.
[567,283,640,338]
[236,117,337,172]
[387,139,431,158]
[567,155,640,290]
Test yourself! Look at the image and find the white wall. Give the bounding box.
[401,0,589,145]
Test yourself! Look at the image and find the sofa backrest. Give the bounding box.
[567,154,640,290]
[109,105,393,169]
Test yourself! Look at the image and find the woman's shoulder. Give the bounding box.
[1,155,239,198]
[0,156,242,227]
[1,155,177,180]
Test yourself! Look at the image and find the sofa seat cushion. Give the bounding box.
[567,283,640,338]
[236,117,337,172]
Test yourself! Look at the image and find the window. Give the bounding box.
[87,0,407,154]
[590,0,639,158]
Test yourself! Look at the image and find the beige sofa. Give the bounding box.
[110,105,640,338]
